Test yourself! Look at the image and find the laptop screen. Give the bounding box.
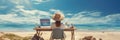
[40,19,50,26]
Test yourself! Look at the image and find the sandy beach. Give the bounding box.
[0,31,120,40]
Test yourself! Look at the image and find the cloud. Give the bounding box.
[14,5,52,16]
[9,0,31,5]
[0,3,120,26]
[105,14,120,24]
[15,5,25,9]
[0,13,18,23]
[66,13,73,16]
[0,6,7,9]
[0,5,52,25]
[49,9,61,12]
[0,5,120,26]
[8,0,50,9]
[64,11,120,25]
[87,12,101,17]
[0,0,52,26]
[32,0,50,4]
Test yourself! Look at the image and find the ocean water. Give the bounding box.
[0,24,35,32]
[74,24,120,32]
[0,24,120,32]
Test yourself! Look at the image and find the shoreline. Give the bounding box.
[1,30,120,32]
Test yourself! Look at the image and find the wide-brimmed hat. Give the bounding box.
[52,11,64,21]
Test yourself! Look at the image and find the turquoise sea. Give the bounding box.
[0,24,120,32]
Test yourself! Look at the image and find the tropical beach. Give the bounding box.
[0,0,120,40]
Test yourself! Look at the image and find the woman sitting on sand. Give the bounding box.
[50,11,67,40]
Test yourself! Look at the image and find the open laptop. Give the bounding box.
[40,19,50,28]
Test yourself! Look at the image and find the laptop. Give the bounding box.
[40,19,50,27]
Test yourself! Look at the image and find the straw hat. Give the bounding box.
[52,11,64,21]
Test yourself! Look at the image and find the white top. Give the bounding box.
[51,23,67,29]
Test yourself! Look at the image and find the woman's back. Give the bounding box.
[51,23,67,29]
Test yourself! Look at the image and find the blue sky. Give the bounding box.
[0,0,120,31]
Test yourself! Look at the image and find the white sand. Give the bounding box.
[1,31,120,40]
